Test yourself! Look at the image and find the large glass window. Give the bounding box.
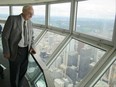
[34,31,65,64]
[32,5,46,25]
[12,6,23,15]
[0,6,9,20]
[49,39,105,87]
[94,60,116,87]
[26,54,42,81]
[49,3,71,29]
[76,0,115,40]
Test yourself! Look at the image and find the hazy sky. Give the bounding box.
[77,0,115,19]
[0,0,115,19]
[11,5,46,16]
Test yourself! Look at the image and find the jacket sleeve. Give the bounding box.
[31,29,34,46]
[2,16,12,54]
[30,22,35,48]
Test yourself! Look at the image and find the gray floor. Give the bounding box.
[0,37,29,87]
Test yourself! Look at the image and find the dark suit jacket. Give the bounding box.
[2,14,34,61]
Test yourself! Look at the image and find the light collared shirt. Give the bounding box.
[18,15,29,47]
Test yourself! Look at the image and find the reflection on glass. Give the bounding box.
[49,39,105,87]
[34,31,65,63]
[27,55,42,79]
[32,5,46,25]
[12,6,23,15]
[49,3,71,29]
[94,61,116,87]
[33,28,42,40]
[76,0,115,40]
[35,75,47,87]
[0,6,9,20]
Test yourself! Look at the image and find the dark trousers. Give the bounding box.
[9,46,28,87]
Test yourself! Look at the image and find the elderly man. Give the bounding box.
[2,5,36,87]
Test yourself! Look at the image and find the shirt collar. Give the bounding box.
[21,15,27,23]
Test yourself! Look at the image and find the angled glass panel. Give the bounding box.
[32,5,46,25]
[94,60,116,87]
[49,39,105,87]
[0,6,9,20]
[12,6,23,15]
[49,3,71,29]
[35,74,47,87]
[33,28,42,40]
[76,0,115,41]
[34,31,65,63]
[26,54,42,80]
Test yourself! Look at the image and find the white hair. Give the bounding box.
[22,5,33,11]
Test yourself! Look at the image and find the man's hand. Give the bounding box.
[4,53,10,59]
[29,48,36,54]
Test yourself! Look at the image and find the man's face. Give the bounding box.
[23,8,34,20]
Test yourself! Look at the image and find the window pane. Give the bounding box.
[35,75,47,87]
[49,39,105,87]
[27,55,42,80]
[33,28,42,40]
[27,55,47,86]
[76,0,115,40]
[32,5,46,25]
[94,61,116,87]
[12,6,23,15]
[0,6,9,20]
[49,3,71,29]
[34,31,65,63]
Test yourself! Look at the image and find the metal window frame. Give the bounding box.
[28,54,48,87]
[78,48,115,87]
[85,49,116,87]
